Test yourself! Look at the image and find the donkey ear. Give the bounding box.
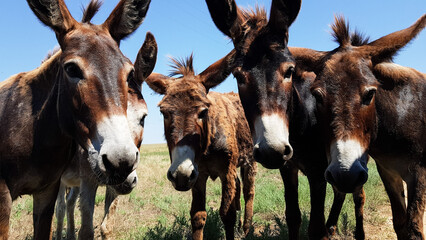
[267,0,301,40]
[134,32,158,86]
[27,0,77,41]
[205,0,243,43]
[289,47,326,74]
[145,73,170,95]
[362,14,426,64]
[103,0,151,43]
[199,50,236,92]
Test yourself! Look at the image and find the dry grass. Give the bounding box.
[9,144,401,239]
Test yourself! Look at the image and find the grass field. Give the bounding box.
[10,143,400,239]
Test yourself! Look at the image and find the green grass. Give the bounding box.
[9,144,395,239]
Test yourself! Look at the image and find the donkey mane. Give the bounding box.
[169,54,195,77]
[331,15,370,47]
[82,0,103,23]
[239,6,268,31]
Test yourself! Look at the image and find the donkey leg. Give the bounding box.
[280,163,301,240]
[242,161,256,236]
[100,186,119,240]
[326,187,345,236]
[405,166,425,239]
[78,179,98,240]
[353,187,366,240]
[307,176,328,240]
[65,187,79,240]
[190,174,208,240]
[376,165,407,239]
[0,179,12,240]
[220,164,238,240]
[55,183,67,240]
[33,181,60,240]
[235,175,242,229]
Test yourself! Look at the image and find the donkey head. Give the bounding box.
[292,15,426,193]
[146,53,234,191]
[27,0,152,184]
[206,0,301,169]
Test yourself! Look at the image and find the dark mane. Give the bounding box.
[82,0,103,23]
[169,54,195,77]
[42,47,61,63]
[239,5,268,31]
[331,15,370,47]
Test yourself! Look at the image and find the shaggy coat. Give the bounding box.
[146,54,256,240]
[291,15,426,239]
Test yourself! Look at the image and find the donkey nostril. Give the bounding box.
[132,176,137,185]
[357,171,368,185]
[325,170,335,185]
[167,171,175,182]
[189,170,197,181]
[102,154,114,172]
[283,144,293,160]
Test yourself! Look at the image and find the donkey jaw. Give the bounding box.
[252,113,293,169]
[87,115,139,185]
[168,145,198,191]
[326,139,369,193]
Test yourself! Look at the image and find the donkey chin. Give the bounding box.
[325,139,369,193]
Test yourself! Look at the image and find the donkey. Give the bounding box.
[290,15,426,239]
[205,0,366,239]
[55,6,157,237]
[0,0,151,238]
[145,53,257,240]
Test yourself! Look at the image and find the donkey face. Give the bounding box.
[146,54,234,191]
[206,0,301,169]
[27,0,152,184]
[293,15,426,193]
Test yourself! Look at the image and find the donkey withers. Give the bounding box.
[146,53,256,240]
[291,15,426,239]
[0,0,151,238]
[205,0,366,238]
[55,12,157,239]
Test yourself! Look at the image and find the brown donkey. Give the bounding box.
[0,0,152,239]
[145,54,257,240]
[291,15,426,239]
[206,0,365,239]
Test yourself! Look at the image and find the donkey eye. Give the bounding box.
[198,108,208,119]
[284,66,295,80]
[362,88,376,106]
[139,114,147,127]
[312,88,325,106]
[64,62,84,80]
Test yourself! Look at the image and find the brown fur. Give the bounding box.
[292,14,426,239]
[146,54,256,240]
[0,0,153,239]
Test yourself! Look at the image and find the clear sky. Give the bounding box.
[0,0,425,144]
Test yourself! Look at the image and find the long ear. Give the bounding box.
[198,50,236,92]
[289,47,327,73]
[145,73,171,95]
[205,0,244,42]
[361,14,426,64]
[267,0,301,41]
[103,0,151,43]
[134,32,158,87]
[26,0,77,43]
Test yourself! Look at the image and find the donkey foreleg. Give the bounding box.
[406,166,425,239]
[220,164,238,240]
[0,179,11,240]
[190,174,208,240]
[326,187,346,236]
[33,181,60,240]
[280,163,301,240]
[78,179,98,240]
[55,183,67,240]
[65,187,79,240]
[353,187,365,240]
[100,186,119,240]
[307,176,328,240]
[242,161,256,236]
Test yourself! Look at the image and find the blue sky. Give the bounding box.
[0,0,425,144]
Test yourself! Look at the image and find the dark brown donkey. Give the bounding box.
[0,0,152,239]
[291,15,426,239]
[205,0,367,239]
[145,54,257,240]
